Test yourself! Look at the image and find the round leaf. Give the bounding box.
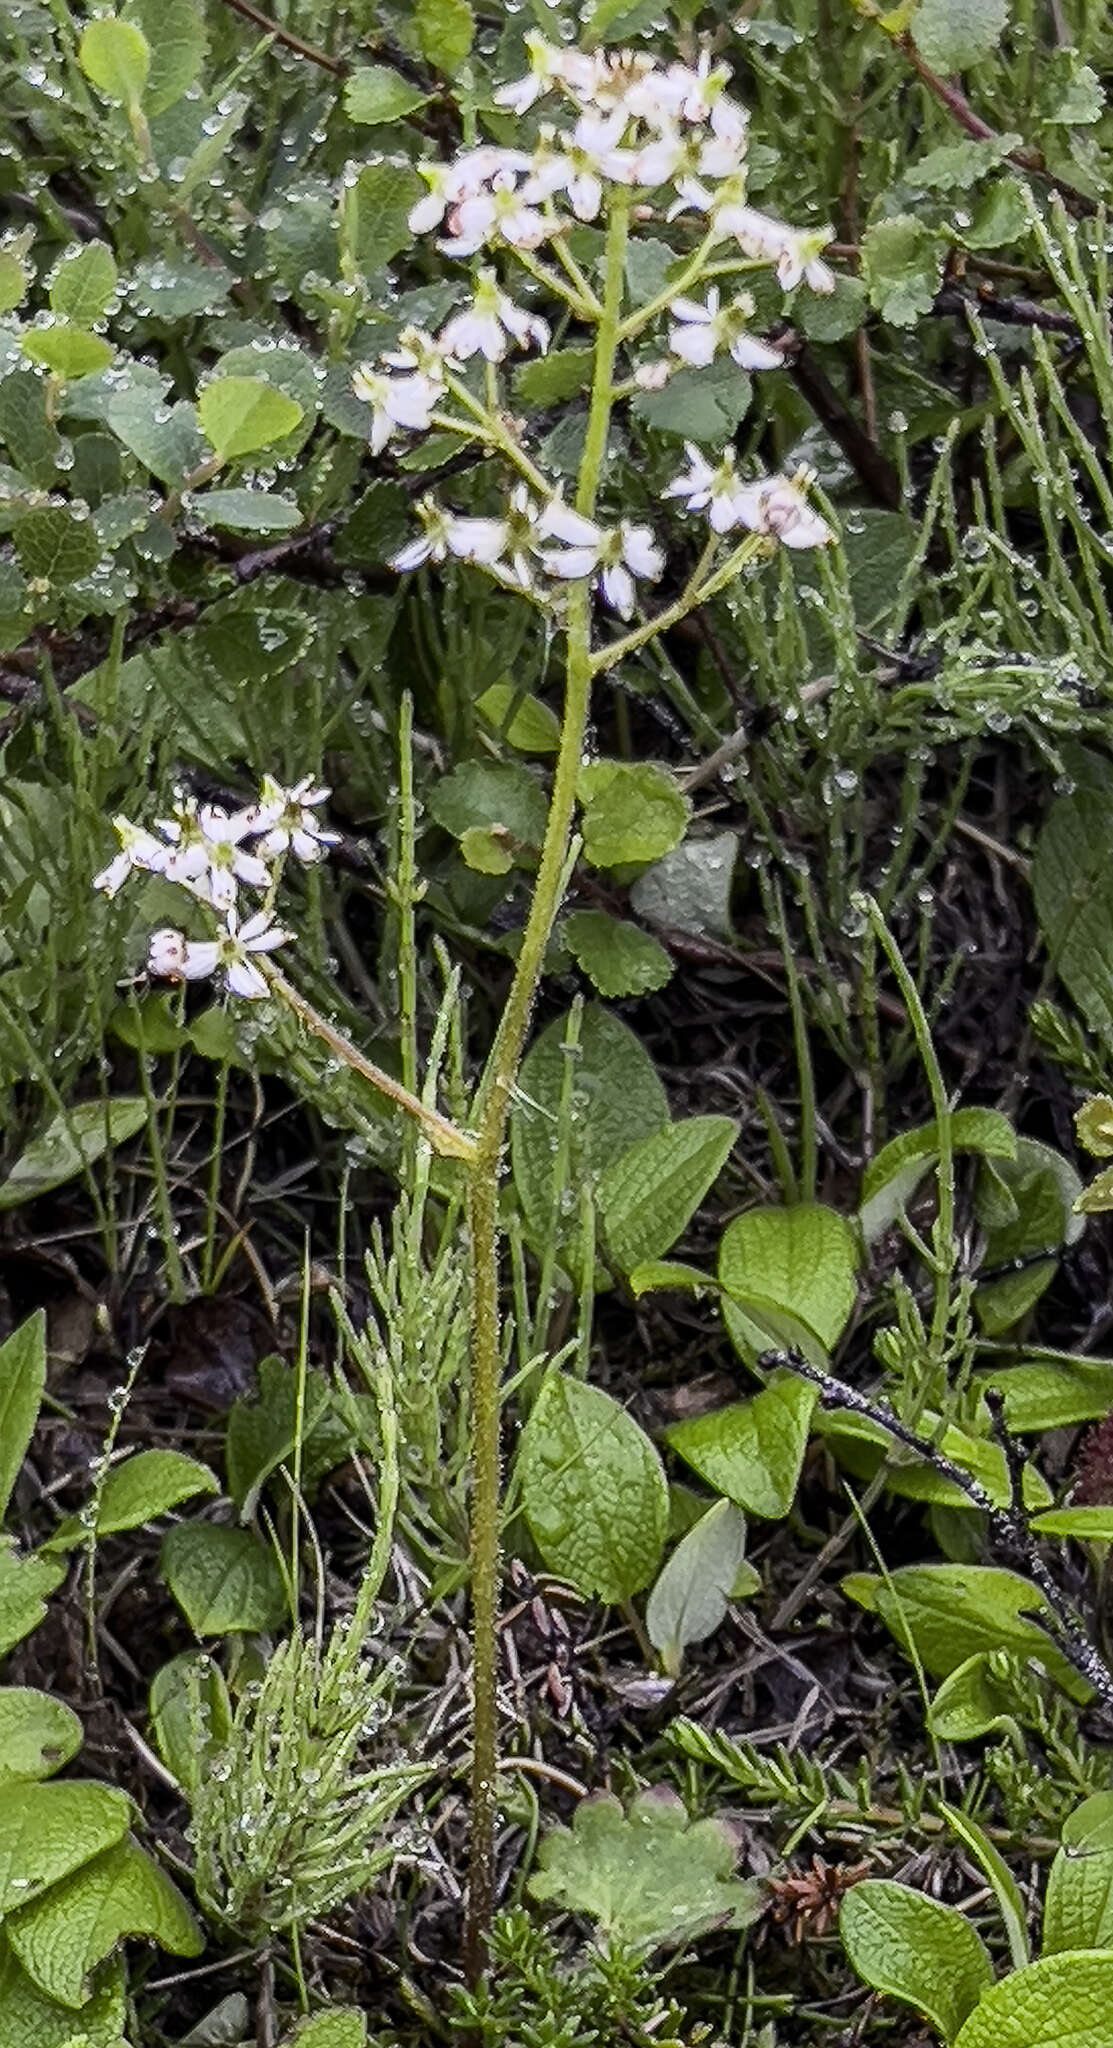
[161,1523,288,1635]
[0,1781,131,1911]
[198,376,304,460]
[718,1203,858,1355]
[0,1688,83,1786]
[7,1835,202,2008]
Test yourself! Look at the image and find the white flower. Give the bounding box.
[408,146,531,234]
[584,48,657,116]
[733,469,833,548]
[663,442,748,533]
[538,500,664,618]
[438,269,549,362]
[246,776,339,863]
[391,497,511,575]
[493,33,584,114]
[158,801,270,913]
[667,288,784,371]
[148,910,291,1000]
[523,110,636,221]
[351,364,439,454]
[499,483,545,592]
[633,358,671,391]
[93,815,171,898]
[440,171,550,258]
[716,203,836,293]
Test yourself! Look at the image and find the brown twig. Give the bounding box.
[769,1347,1113,1715]
[784,338,902,510]
[933,284,1081,338]
[216,0,347,77]
[899,33,1096,217]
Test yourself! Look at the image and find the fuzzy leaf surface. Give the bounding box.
[7,1835,202,2007]
[529,1788,762,1950]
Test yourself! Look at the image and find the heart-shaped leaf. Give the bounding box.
[529,1787,762,1951]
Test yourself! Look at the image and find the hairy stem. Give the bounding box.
[463,195,630,1972]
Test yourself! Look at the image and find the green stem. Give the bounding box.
[262,963,476,1163]
[589,533,761,677]
[462,196,630,1974]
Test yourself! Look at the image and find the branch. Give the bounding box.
[766,1348,1113,1715]
[933,285,1081,339]
[216,0,348,76]
[783,338,902,510]
[898,33,1096,218]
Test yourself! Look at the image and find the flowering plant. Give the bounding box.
[94,33,836,1966]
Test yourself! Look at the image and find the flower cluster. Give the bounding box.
[94,778,337,999]
[350,36,837,618]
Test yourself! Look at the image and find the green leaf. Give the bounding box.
[161,1524,288,1635]
[1033,751,1113,1041]
[0,1947,126,2048]
[632,357,752,443]
[352,160,423,273]
[909,134,1022,192]
[459,826,512,874]
[1030,1506,1113,1540]
[50,243,117,325]
[0,370,61,487]
[0,245,29,316]
[475,683,560,753]
[953,1951,1113,2048]
[577,760,691,870]
[718,1203,858,1360]
[148,1652,232,1797]
[336,479,412,565]
[978,1356,1113,1433]
[7,1835,202,2008]
[344,66,430,122]
[225,1355,333,1522]
[0,1689,83,1787]
[842,1563,1089,1698]
[861,215,944,328]
[513,348,594,406]
[107,386,205,485]
[190,487,302,532]
[912,0,1009,72]
[198,377,303,460]
[646,1501,750,1676]
[563,910,674,999]
[840,1879,993,2043]
[974,1136,1083,1335]
[0,1313,45,1522]
[1043,1795,1113,1956]
[598,1116,737,1273]
[630,832,737,941]
[97,1450,218,1536]
[518,1372,668,1601]
[929,1653,1026,1744]
[0,1782,131,1911]
[428,760,547,860]
[815,1403,1051,1512]
[939,1800,1029,1970]
[22,328,114,381]
[0,1101,147,1210]
[528,1787,762,1951]
[13,508,101,587]
[129,256,232,320]
[128,0,207,114]
[415,0,474,76]
[628,1260,715,1298]
[795,273,869,341]
[0,1543,66,1658]
[79,15,151,104]
[860,1109,1017,1243]
[511,1006,668,1257]
[667,1372,817,1519]
[287,2015,368,2048]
